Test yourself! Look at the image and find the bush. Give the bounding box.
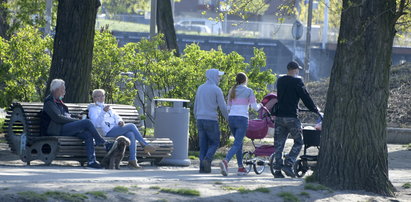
[0,26,52,107]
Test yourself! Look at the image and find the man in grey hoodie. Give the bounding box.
[194,69,229,173]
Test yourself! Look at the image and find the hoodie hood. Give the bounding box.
[206,69,222,85]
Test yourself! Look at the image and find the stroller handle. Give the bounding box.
[298,108,323,121]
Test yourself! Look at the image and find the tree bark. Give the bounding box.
[156,0,179,56]
[46,0,100,102]
[0,0,9,39]
[316,0,399,196]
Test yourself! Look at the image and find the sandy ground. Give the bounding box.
[0,136,410,202]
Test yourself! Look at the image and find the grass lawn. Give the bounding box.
[96,19,150,32]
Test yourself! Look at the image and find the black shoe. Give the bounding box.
[282,166,296,178]
[199,160,205,173]
[273,170,285,178]
[87,161,103,169]
[203,160,211,173]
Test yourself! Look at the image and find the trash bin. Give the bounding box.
[153,98,191,166]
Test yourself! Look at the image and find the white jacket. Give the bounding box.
[88,103,123,135]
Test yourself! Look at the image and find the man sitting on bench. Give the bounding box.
[88,89,156,169]
[41,79,114,169]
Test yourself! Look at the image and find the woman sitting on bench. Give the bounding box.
[88,89,156,169]
[42,79,111,169]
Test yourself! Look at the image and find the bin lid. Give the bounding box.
[154,98,190,108]
[154,98,190,103]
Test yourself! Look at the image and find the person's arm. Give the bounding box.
[88,105,105,127]
[44,100,77,124]
[112,110,124,126]
[216,88,229,121]
[226,88,232,111]
[249,90,261,111]
[193,90,199,118]
[296,79,319,113]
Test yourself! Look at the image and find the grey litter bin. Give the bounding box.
[153,98,191,166]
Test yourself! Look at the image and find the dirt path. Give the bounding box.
[0,139,410,202]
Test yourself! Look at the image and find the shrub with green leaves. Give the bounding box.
[91,33,275,148]
[0,25,52,107]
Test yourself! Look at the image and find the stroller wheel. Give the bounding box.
[253,157,266,175]
[293,159,307,178]
[268,153,276,176]
[242,151,253,174]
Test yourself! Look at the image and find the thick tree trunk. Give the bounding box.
[0,0,9,39]
[46,0,100,102]
[156,0,179,56]
[316,0,398,196]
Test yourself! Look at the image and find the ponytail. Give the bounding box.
[229,72,248,101]
[229,84,238,101]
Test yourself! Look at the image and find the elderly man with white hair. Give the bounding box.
[88,89,156,169]
[41,79,112,169]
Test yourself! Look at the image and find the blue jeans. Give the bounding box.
[273,117,303,170]
[197,119,220,161]
[61,119,106,163]
[225,116,248,167]
[106,123,148,161]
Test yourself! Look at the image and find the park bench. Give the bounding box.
[3,102,173,166]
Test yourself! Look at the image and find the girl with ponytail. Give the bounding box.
[220,72,261,176]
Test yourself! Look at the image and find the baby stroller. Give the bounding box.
[293,111,322,177]
[242,93,277,174]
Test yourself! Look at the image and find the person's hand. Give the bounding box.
[118,121,124,127]
[103,105,110,112]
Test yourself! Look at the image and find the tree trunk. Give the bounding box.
[156,0,179,56]
[0,0,9,39]
[46,0,100,103]
[316,0,400,196]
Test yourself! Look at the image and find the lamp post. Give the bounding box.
[150,0,157,38]
[45,0,52,35]
[304,0,313,82]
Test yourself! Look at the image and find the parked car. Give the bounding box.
[175,24,212,34]
[175,18,222,34]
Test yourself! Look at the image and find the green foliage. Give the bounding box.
[96,19,150,32]
[299,191,310,197]
[277,191,300,202]
[101,0,150,14]
[17,191,48,202]
[304,174,317,183]
[91,28,134,104]
[304,183,333,192]
[96,34,275,148]
[402,183,411,189]
[297,0,342,29]
[211,0,269,21]
[43,191,88,202]
[0,118,4,133]
[149,186,161,189]
[221,186,269,193]
[85,191,108,199]
[113,186,129,193]
[160,188,200,196]
[0,25,52,107]
[5,0,58,35]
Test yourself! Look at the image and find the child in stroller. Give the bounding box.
[242,93,277,174]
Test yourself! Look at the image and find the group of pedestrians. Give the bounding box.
[41,60,318,174]
[194,61,320,177]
